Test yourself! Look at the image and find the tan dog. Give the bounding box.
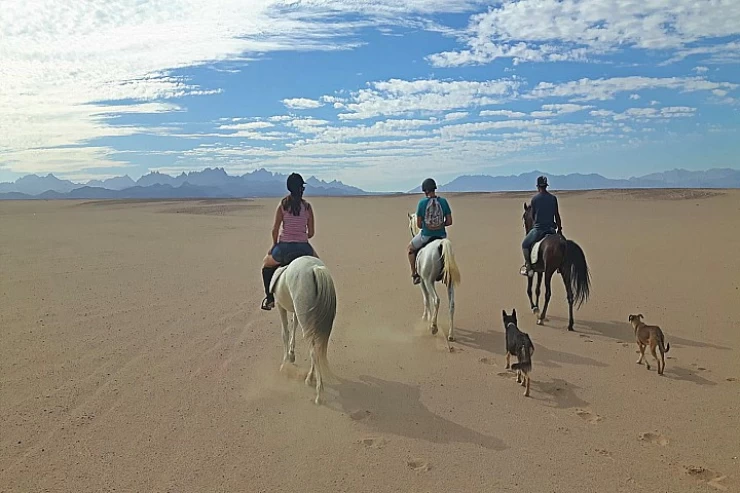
[628,314,670,375]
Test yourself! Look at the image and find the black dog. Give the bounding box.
[503,309,534,397]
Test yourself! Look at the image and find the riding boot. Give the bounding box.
[261,266,277,309]
[521,248,533,277]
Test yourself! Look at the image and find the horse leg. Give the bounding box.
[534,272,542,313]
[447,282,455,342]
[308,345,323,405]
[288,313,297,362]
[537,270,554,325]
[561,270,575,331]
[278,306,291,370]
[428,279,441,335]
[526,275,537,312]
[419,277,431,321]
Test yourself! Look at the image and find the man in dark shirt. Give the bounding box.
[521,175,563,276]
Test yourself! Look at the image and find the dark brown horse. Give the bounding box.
[522,203,591,331]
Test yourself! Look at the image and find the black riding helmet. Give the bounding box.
[287,173,305,194]
[421,178,437,192]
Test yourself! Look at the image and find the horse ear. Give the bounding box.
[523,202,527,210]
[502,309,507,318]
[512,308,517,317]
[638,314,643,319]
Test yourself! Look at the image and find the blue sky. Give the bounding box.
[1,0,739,192]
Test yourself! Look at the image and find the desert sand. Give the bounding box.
[1,190,739,492]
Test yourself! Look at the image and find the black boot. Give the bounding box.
[520,248,533,277]
[261,266,277,310]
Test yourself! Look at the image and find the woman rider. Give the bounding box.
[260,173,318,310]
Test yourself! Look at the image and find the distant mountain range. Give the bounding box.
[0,168,369,200]
[408,168,740,193]
[1,167,738,200]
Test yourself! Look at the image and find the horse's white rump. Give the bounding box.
[270,255,337,404]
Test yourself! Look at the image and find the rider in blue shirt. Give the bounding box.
[521,175,562,276]
[408,178,452,284]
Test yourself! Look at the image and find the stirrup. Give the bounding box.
[520,265,533,277]
[412,274,421,285]
[261,296,274,310]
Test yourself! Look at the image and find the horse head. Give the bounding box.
[522,202,533,232]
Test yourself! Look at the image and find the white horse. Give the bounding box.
[408,212,461,350]
[270,255,337,405]
[408,212,420,237]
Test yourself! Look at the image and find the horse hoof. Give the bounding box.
[431,326,438,335]
[447,336,454,342]
[289,353,296,363]
[532,307,539,314]
[314,397,321,405]
[536,319,544,326]
[567,326,574,332]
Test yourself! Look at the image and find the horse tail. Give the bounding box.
[440,238,461,287]
[563,239,591,309]
[304,265,337,381]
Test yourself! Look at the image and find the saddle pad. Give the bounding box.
[530,238,544,264]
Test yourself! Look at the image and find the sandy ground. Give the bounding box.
[1,190,739,493]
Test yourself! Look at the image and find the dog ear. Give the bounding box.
[512,308,517,318]
[502,309,507,318]
[638,314,644,320]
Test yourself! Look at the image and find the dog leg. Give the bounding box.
[505,352,511,369]
[636,343,646,365]
[650,343,661,375]
[516,369,522,383]
[524,375,530,397]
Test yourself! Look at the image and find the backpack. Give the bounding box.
[423,197,445,230]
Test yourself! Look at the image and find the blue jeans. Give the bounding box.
[271,241,314,265]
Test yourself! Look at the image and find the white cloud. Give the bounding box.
[282,98,324,110]
[0,0,488,175]
[333,78,521,119]
[218,121,275,130]
[427,0,740,67]
[480,109,527,118]
[527,76,738,102]
[693,66,710,74]
[444,112,469,121]
[530,103,593,117]
[629,94,641,100]
[607,106,697,121]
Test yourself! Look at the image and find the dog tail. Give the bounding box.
[663,341,670,354]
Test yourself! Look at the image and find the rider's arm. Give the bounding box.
[307,204,315,239]
[271,205,282,245]
[416,215,423,230]
[445,213,452,227]
[444,199,452,226]
[554,198,562,232]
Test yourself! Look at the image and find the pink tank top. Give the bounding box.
[279,201,309,242]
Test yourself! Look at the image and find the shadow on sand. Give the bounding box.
[555,316,732,351]
[453,326,608,369]
[330,375,507,451]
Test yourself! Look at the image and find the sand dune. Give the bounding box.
[1,191,739,492]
